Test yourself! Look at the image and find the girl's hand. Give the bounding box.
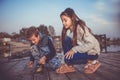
[39,56,46,64]
[65,49,75,59]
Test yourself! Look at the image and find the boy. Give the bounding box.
[25,26,56,72]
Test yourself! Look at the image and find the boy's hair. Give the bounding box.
[25,26,39,38]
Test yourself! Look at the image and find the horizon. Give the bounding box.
[0,0,120,38]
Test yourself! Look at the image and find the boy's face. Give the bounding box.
[28,34,40,45]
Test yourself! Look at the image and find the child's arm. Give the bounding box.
[72,26,99,54]
[38,36,56,63]
[39,56,46,64]
[30,53,35,62]
[45,38,56,62]
[27,54,34,68]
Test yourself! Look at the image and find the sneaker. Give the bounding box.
[84,60,101,74]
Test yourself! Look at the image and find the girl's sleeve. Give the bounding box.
[72,39,94,53]
[71,26,95,53]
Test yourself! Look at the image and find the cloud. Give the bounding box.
[94,0,118,14]
[84,14,120,38]
[86,14,117,27]
[109,0,120,3]
[92,0,119,28]
[94,1,106,11]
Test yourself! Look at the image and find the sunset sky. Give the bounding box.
[0,0,120,38]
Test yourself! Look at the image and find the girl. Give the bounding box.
[56,8,101,74]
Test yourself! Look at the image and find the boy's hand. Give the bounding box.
[27,61,33,68]
[39,56,46,64]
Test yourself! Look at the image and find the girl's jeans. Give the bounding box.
[63,36,98,65]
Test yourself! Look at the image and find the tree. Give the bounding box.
[20,27,28,37]
[48,25,56,37]
[0,32,11,38]
[12,33,20,39]
[37,24,49,35]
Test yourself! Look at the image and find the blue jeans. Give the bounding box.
[63,36,98,65]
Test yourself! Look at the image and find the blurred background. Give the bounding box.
[0,0,120,57]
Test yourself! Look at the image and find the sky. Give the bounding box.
[0,0,120,38]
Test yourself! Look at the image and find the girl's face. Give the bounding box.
[61,15,73,29]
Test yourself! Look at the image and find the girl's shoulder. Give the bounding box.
[77,24,89,31]
[76,24,85,33]
[77,24,91,37]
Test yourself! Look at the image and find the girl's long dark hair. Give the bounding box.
[61,8,92,46]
